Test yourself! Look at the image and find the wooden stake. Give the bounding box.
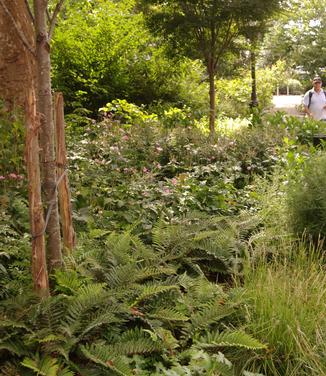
[54,92,76,253]
[25,87,49,297]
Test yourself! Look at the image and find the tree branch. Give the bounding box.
[24,0,34,24]
[48,0,65,41]
[46,8,51,23]
[0,0,36,57]
[213,18,235,71]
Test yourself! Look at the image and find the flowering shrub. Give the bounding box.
[66,114,289,235]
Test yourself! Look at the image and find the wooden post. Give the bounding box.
[25,88,49,297]
[54,92,76,253]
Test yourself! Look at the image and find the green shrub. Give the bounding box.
[215,66,277,118]
[287,152,326,241]
[99,99,158,126]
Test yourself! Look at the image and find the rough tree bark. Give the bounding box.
[0,0,35,108]
[33,0,63,271]
[25,87,50,297]
[55,92,76,253]
[0,0,50,296]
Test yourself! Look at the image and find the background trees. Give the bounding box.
[139,0,285,138]
[262,0,326,82]
[52,0,203,114]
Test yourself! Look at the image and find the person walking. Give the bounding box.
[303,76,326,120]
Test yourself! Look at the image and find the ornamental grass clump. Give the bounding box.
[287,152,326,243]
[241,246,326,375]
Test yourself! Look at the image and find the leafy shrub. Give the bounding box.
[99,99,158,126]
[215,66,277,118]
[278,78,303,95]
[66,113,292,237]
[160,106,194,128]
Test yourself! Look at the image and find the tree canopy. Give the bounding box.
[139,0,285,136]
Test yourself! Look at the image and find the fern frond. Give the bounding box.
[54,270,83,295]
[81,330,161,361]
[185,302,235,335]
[115,328,162,355]
[0,338,29,356]
[106,264,175,288]
[131,283,179,306]
[148,307,188,322]
[21,354,60,376]
[197,330,267,351]
[105,232,134,265]
[0,319,30,331]
[78,311,119,339]
[80,344,133,376]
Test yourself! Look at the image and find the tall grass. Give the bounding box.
[287,152,326,242]
[241,245,326,375]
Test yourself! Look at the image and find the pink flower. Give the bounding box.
[143,167,149,173]
[8,173,18,179]
[171,178,177,186]
[0,176,5,180]
[122,135,129,141]
[162,187,171,195]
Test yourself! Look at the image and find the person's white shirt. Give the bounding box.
[303,78,326,120]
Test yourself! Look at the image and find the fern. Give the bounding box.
[106,264,176,289]
[0,338,29,356]
[185,301,235,336]
[147,307,188,322]
[80,344,133,376]
[54,269,84,295]
[131,283,179,306]
[196,330,267,351]
[21,355,59,376]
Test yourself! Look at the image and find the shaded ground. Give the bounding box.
[272,95,303,116]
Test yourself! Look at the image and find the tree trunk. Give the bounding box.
[0,0,49,296]
[34,0,62,271]
[208,59,216,140]
[250,50,258,108]
[25,87,50,297]
[0,0,35,108]
[54,92,76,253]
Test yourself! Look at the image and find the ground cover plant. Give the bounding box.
[67,104,290,237]
[1,98,326,375]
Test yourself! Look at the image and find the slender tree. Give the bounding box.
[140,0,285,138]
[33,0,65,271]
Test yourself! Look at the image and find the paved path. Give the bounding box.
[272,95,303,116]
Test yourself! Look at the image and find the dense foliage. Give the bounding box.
[2,96,326,373]
[2,0,326,374]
